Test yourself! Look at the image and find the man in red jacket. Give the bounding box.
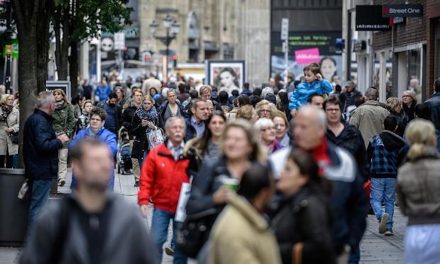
[138,116,189,264]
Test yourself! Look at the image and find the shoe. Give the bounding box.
[379,213,388,234]
[58,179,66,187]
[165,246,174,256]
[134,181,139,187]
[384,229,394,236]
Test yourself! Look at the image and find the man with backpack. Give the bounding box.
[20,138,157,264]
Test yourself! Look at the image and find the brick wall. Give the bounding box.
[426,0,440,95]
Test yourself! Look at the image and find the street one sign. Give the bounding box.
[382,4,423,17]
[113,32,125,50]
[281,18,289,41]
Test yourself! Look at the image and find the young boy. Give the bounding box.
[367,115,407,236]
[289,62,333,116]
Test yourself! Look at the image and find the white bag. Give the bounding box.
[175,183,192,222]
[147,127,165,149]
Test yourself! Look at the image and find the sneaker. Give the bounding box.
[58,179,66,187]
[134,181,139,187]
[165,246,174,256]
[384,229,394,236]
[379,213,389,234]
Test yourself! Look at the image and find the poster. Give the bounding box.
[206,60,245,95]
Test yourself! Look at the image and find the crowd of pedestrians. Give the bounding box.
[18,68,440,264]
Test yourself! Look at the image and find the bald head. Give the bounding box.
[293,106,327,151]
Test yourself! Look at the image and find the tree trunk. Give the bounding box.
[69,40,79,98]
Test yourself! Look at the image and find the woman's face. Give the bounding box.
[83,102,93,114]
[321,58,337,81]
[394,103,402,113]
[53,92,64,102]
[223,127,252,161]
[90,114,104,132]
[220,71,235,88]
[149,88,157,96]
[402,95,413,105]
[5,96,14,106]
[116,89,123,99]
[260,125,276,144]
[143,99,153,111]
[273,117,287,139]
[277,159,307,194]
[208,115,226,138]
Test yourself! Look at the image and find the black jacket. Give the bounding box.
[158,101,186,128]
[121,102,139,137]
[23,109,63,180]
[425,93,440,129]
[184,116,199,143]
[326,124,368,179]
[389,110,409,137]
[339,90,363,112]
[271,185,335,264]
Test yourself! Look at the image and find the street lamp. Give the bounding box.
[150,14,180,81]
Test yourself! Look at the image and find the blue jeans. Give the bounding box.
[151,207,187,264]
[28,180,52,230]
[370,178,396,230]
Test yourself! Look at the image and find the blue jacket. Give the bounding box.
[95,85,111,102]
[69,127,117,190]
[288,79,333,110]
[97,102,121,134]
[23,109,64,180]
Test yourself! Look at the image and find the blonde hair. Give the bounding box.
[0,94,13,105]
[143,94,155,105]
[236,105,256,121]
[405,119,437,160]
[386,97,401,111]
[220,119,267,164]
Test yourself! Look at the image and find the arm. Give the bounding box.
[11,110,19,132]
[137,152,156,205]
[288,84,305,110]
[320,79,333,94]
[105,132,118,156]
[349,110,360,128]
[65,105,77,137]
[186,160,217,215]
[356,132,368,180]
[34,122,63,153]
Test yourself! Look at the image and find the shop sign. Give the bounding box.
[356,5,391,31]
[382,4,423,18]
[294,48,320,65]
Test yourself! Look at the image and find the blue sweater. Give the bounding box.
[288,79,333,110]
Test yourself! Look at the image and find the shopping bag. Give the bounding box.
[147,127,165,149]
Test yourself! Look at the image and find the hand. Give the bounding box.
[139,205,149,218]
[212,186,233,205]
[141,119,149,127]
[5,128,12,133]
[57,133,69,143]
[316,73,323,81]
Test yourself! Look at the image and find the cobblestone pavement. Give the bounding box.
[1,171,405,264]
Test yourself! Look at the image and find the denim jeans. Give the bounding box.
[151,207,187,264]
[28,180,52,230]
[370,177,396,230]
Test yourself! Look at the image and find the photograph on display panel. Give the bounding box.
[206,60,245,95]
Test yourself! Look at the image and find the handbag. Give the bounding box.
[147,126,165,150]
[176,208,218,258]
[6,118,18,144]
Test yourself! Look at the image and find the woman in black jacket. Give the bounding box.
[183,119,266,256]
[272,150,335,264]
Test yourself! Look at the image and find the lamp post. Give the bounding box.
[150,14,180,81]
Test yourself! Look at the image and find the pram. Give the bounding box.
[117,141,133,174]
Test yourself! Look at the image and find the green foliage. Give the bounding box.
[54,0,132,43]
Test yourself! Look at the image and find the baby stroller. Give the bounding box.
[117,131,133,175]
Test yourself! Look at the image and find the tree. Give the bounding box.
[52,0,131,97]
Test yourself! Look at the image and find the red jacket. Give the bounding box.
[138,143,190,213]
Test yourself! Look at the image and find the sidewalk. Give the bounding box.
[1,171,406,264]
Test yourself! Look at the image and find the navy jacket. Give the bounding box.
[97,102,121,134]
[184,116,199,143]
[425,93,440,129]
[23,109,63,180]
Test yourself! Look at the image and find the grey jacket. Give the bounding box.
[397,147,440,225]
[20,194,157,264]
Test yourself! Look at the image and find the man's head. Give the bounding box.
[37,91,56,115]
[293,106,327,150]
[190,99,209,121]
[409,78,419,89]
[89,107,106,132]
[344,80,355,92]
[69,138,113,192]
[434,78,440,93]
[308,94,325,109]
[167,89,177,105]
[323,95,342,125]
[165,116,186,145]
[364,87,378,101]
[108,92,118,106]
[384,115,398,132]
[199,85,212,100]
[132,89,143,105]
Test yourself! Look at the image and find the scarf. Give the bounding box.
[311,138,331,176]
[135,106,158,127]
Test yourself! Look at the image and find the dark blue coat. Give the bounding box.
[23,109,63,180]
